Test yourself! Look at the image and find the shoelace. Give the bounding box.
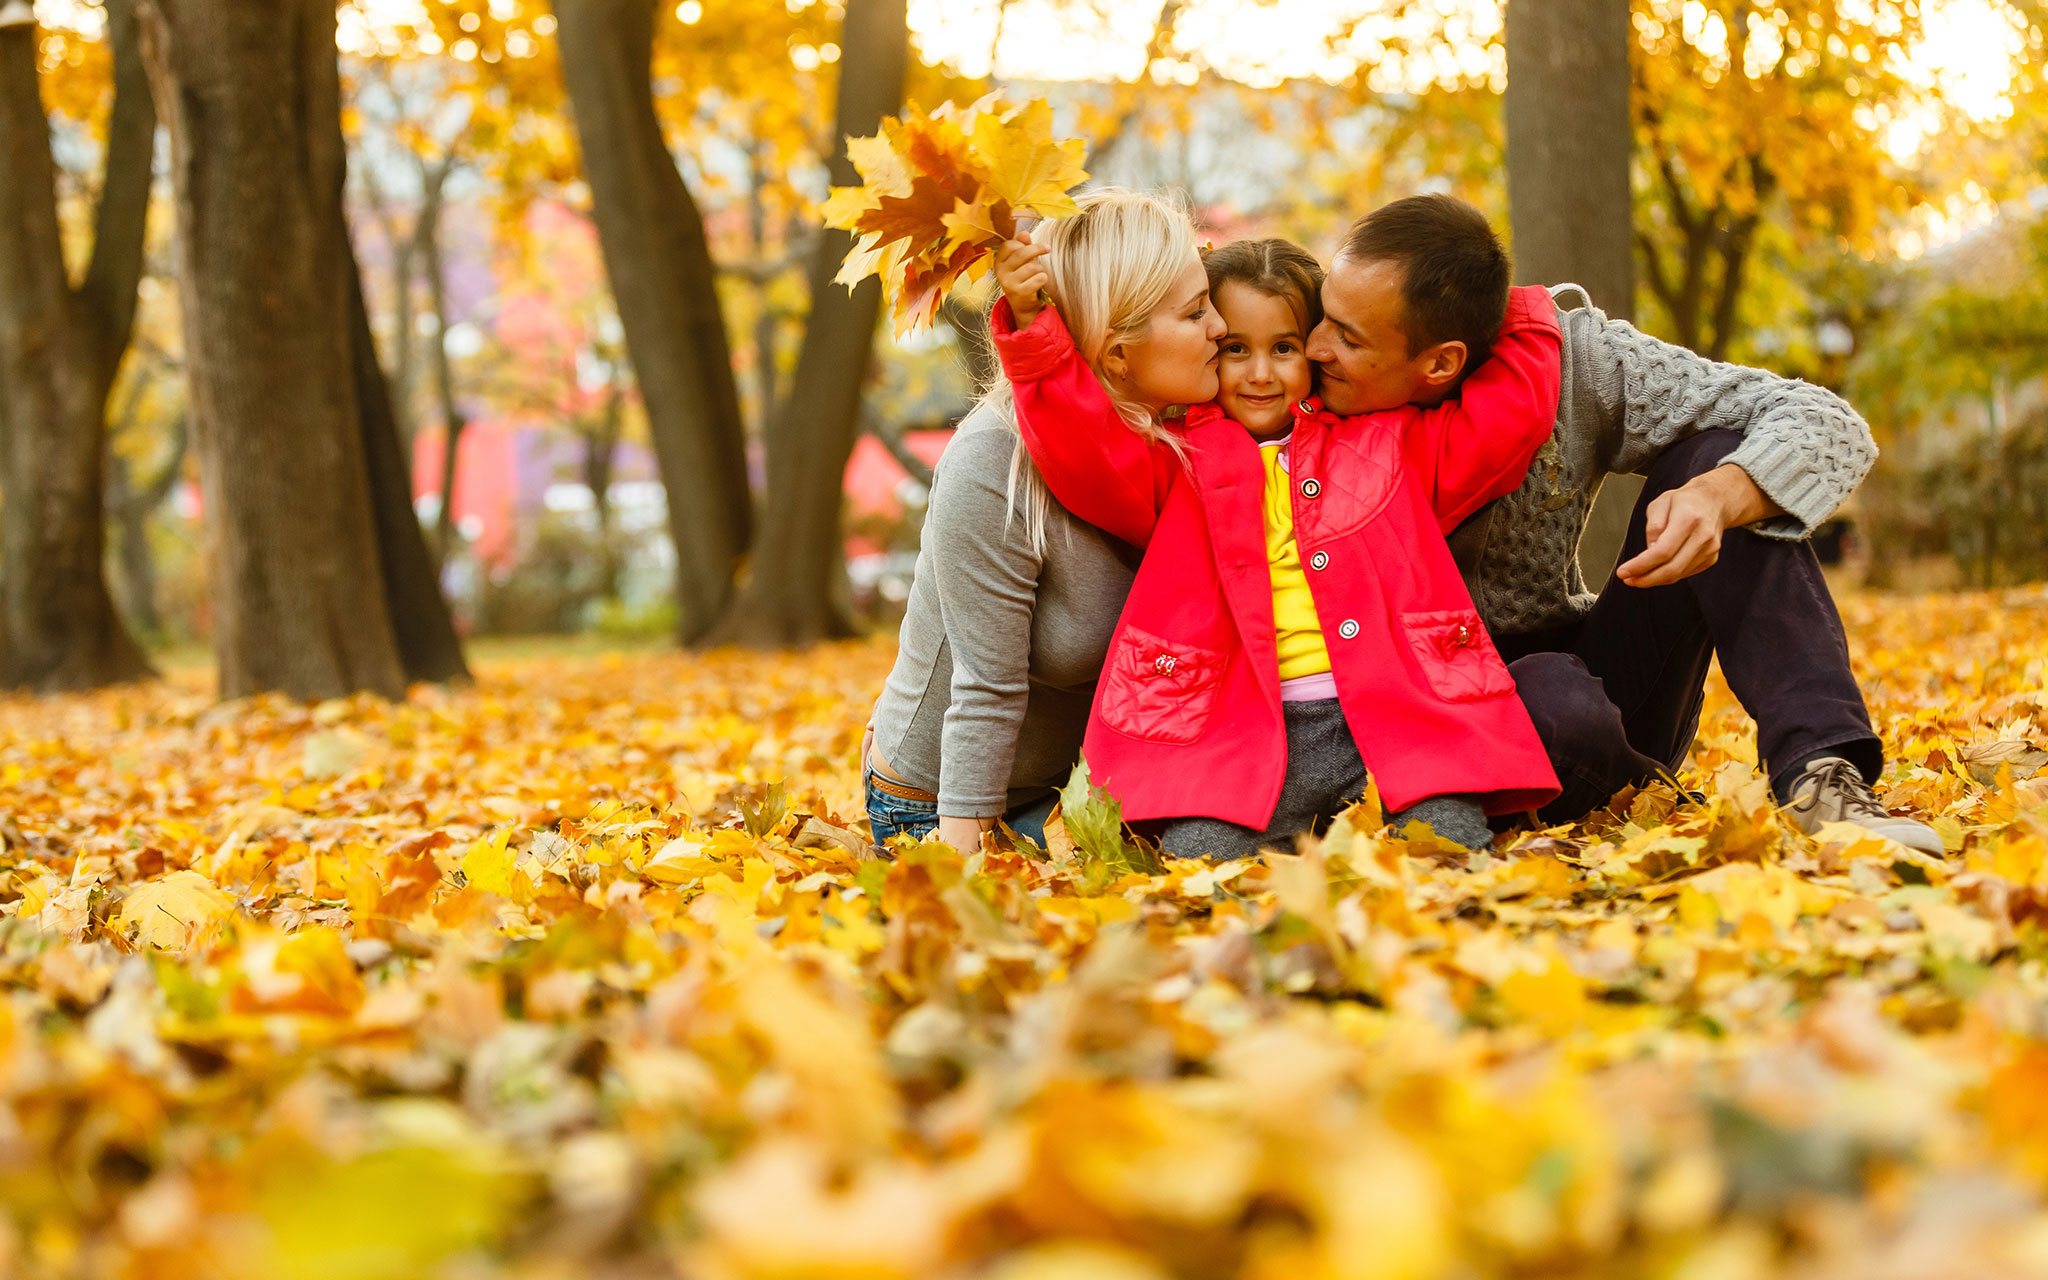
[1795,758,1889,821]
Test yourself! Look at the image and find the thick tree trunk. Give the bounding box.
[712,0,908,646]
[347,241,471,684]
[553,0,752,643]
[1504,0,1640,584]
[138,0,407,700]
[0,1,154,691]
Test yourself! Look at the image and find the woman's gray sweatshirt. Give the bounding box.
[871,404,1138,818]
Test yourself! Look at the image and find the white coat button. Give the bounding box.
[1309,551,1329,571]
[1338,619,1360,639]
[1301,478,1321,498]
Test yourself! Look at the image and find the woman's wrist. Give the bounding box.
[936,813,996,849]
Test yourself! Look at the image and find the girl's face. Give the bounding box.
[1107,256,1227,411]
[1214,281,1312,440]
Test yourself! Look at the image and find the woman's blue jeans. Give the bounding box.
[864,769,1057,847]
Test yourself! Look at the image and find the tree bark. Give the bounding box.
[553,0,752,643]
[583,381,625,600]
[138,0,407,700]
[1504,0,1640,584]
[347,238,471,684]
[416,166,468,568]
[106,411,186,639]
[0,0,154,691]
[361,169,421,447]
[711,0,908,646]
[1506,0,1635,320]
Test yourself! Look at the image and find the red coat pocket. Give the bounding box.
[1402,610,1515,702]
[1098,625,1228,744]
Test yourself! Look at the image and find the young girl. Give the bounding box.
[993,213,1562,858]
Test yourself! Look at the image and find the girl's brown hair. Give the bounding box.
[1201,238,1326,336]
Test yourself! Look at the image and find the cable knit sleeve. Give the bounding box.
[1576,310,1877,538]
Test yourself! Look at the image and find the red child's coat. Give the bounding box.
[991,285,1566,827]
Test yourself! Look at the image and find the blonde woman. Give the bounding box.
[865,191,1222,848]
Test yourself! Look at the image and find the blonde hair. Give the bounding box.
[975,188,1201,554]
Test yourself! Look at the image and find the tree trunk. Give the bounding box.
[1504,0,1640,584]
[712,0,908,646]
[106,412,186,639]
[346,238,471,684]
[583,383,625,600]
[138,0,407,700]
[553,0,752,643]
[0,0,154,691]
[361,170,420,447]
[416,170,469,568]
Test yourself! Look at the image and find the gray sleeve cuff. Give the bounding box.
[1722,399,1876,538]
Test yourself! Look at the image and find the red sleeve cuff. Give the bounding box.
[991,298,1078,383]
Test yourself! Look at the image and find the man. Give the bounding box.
[1304,194,1940,854]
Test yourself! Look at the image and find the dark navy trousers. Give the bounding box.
[1498,430,1883,825]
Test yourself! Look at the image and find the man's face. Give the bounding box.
[1306,255,1461,414]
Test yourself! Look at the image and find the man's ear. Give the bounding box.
[1416,339,1468,390]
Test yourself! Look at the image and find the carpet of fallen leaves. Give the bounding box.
[2,590,2047,1280]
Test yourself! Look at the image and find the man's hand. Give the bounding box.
[1616,463,1783,588]
[937,814,995,850]
[995,238,1051,329]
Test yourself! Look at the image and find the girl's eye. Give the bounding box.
[1274,343,1297,355]
[1223,343,1247,356]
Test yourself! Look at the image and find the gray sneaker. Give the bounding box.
[1783,756,1945,857]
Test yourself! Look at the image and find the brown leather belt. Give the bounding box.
[867,770,938,803]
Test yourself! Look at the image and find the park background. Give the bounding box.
[5,0,2046,694]
[6,2,2048,1279]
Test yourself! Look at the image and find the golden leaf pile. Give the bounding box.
[2,589,2047,1278]
[824,96,1088,335]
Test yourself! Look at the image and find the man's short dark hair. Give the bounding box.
[1337,194,1511,362]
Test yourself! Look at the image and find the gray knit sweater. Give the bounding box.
[1448,288,1877,636]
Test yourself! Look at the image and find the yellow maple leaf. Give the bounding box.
[462,830,527,901]
[119,869,235,951]
[970,97,1088,217]
[940,191,1012,256]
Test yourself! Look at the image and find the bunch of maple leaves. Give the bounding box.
[0,588,2046,1279]
[824,96,1089,335]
